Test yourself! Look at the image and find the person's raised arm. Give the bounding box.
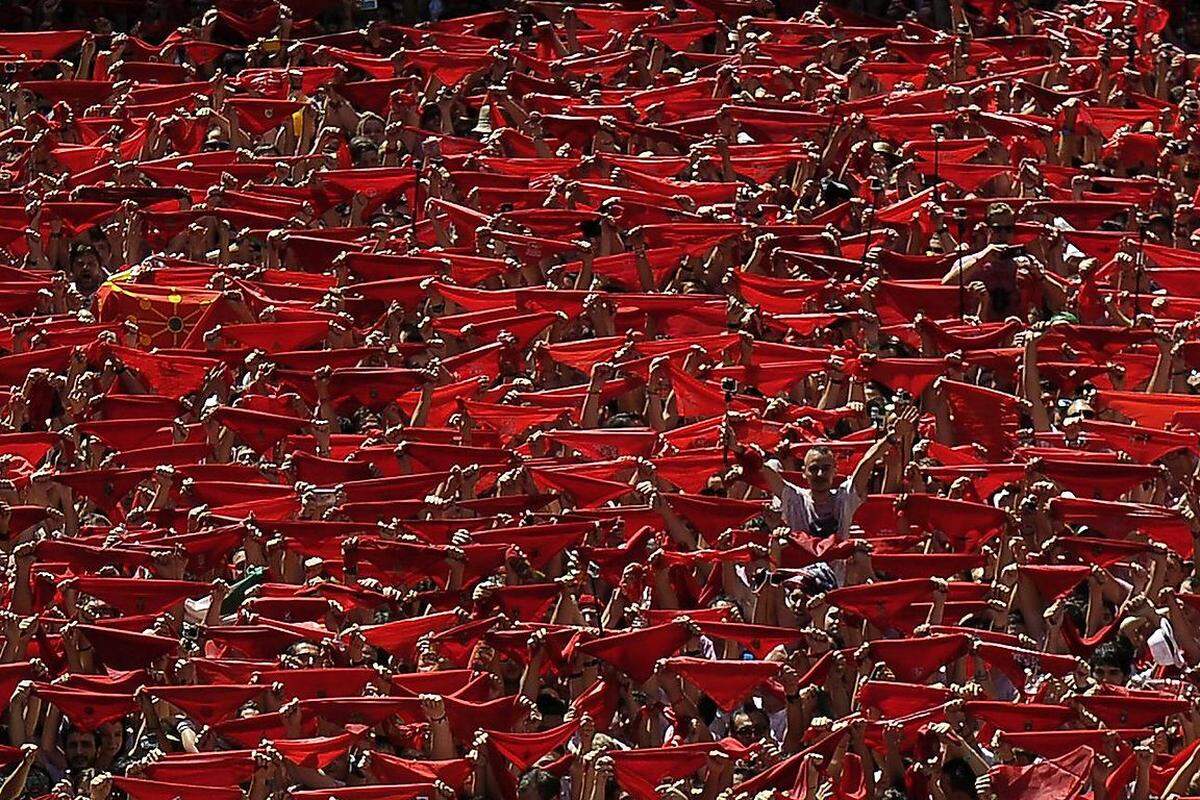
[1148,324,1184,394]
[941,243,1000,287]
[1020,328,1051,431]
[421,694,456,761]
[1163,720,1200,797]
[579,362,613,429]
[0,744,38,800]
[1131,745,1154,800]
[850,408,912,498]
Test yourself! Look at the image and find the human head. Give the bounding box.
[985,202,1015,244]
[1089,641,1131,686]
[71,244,103,294]
[940,758,977,800]
[1060,395,1096,430]
[349,136,379,168]
[285,640,324,668]
[63,725,99,771]
[357,113,385,145]
[1184,12,1200,48]
[96,720,124,760]
[803,446,837,492]
[731,708,769,744]
[535,689,568,728]
[517,769,561,800]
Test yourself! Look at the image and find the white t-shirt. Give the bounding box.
[780,476,864,541]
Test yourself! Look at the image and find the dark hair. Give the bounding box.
[602,412,643,429]
[820,179,852,205]
[694,693,718,724]
[349,136,377,162]
[1061,596,1087,630]
[535,690,568,718]
[517,768,561,800]
[1089,641,1132,677]
[71,243,99,260]
[942,758,978,799]
[62,724,100,745]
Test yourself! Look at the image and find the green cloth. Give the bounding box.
[220,565,268,616]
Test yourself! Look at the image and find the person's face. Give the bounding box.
[74,262,102,294]
[97,721,122,755]
[1162,450,1193,482]
[804,451,837,492]
[64,731,97,770]
[291,643,320,666]
[732,712,766,744]
[356,148,380,168]
[988,220,1015,244]
[1148,220,1171,242]
[362,120,384,144]
[326,752,349,776]
[1185,17,1200,46]
[1091,663,1127,686]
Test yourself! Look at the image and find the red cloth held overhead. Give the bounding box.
[139,752,258,787]
[485,720,580,771]
[227,98,305,136]
[610,739,755,800]
[988,745,1094,800]
[825,579,936,633]
[147,684,266,725]
[70,577,208,615]
[34,685,136,731]
[867,634,970,682]
[665,657,782,710]
[575,622,693,682]
[274,725,369,769]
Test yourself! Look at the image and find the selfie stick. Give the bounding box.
[932,124,946,205]
[955,208,968,317]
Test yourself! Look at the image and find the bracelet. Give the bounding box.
[428,715,447,723]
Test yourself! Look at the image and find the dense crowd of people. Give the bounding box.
[1,0,1200,799]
